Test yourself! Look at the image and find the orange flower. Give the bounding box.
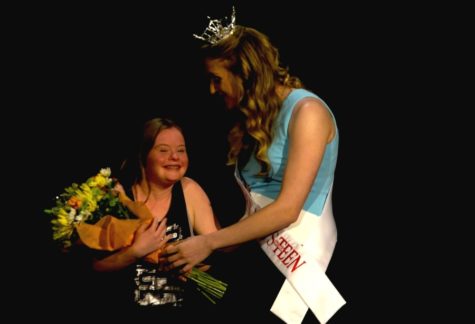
[67,196,82,209]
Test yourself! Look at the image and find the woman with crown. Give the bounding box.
[167,7,345,323]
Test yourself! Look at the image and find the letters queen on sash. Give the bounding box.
[193,7,345,323]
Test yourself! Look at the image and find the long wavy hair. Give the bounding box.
[201,25,303,176]
[119,117,184,200]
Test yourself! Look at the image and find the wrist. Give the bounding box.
[127,245,142,261]
[205,231,219,251]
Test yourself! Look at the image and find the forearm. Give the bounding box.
[92,246,139,272]
[207,202,299,251]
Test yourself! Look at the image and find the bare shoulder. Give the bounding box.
[292,97,332,121]
[181,177,213,226]
[290,97,335,142]
[181,176,201,192]
[181,177,209,198]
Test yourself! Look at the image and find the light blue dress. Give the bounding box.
[240,88,338,216]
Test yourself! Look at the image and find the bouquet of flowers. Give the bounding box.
[45,168,132,249]
[45,167,227,303]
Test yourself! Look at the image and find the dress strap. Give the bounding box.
[165,181,191,238]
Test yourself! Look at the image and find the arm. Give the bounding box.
[167,98,335,272]
[181,177,223,271]
[182,177,221,235]
[92,216,169,272]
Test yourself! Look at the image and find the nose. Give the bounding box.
[169,151,179,160]
[209,82,216,95]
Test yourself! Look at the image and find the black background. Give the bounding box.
[11,0,467,322]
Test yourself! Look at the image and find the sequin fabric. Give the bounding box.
[134,223,184,306]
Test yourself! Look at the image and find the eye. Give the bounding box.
[154,146,171,154]
[210,75,221,84]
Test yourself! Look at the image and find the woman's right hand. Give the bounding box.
[130,217,170,258]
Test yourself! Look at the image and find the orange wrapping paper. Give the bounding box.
[75,194,162,263]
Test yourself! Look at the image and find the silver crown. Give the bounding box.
[193,6,236,45]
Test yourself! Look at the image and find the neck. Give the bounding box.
[134,180,174,203]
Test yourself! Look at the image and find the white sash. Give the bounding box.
[253,193,345,324]
[234,169,345,323]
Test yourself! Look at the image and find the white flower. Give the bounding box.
[68,208,76,222]
[80,210,91,221]
[100,167,111,177]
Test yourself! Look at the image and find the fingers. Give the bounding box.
[165,243,178,255]
[156,217,167,232]
[150,215,160,229]
[136,220,149,234]
[179,263,193,273]
[114,182,132,204]
[137,215,163,234]
[159,233,173,249]
[113,182,125,193]
[133,217,168,253]
[142,216,166,234]
[165,252,193,273]
[177,275,187,283]
[164,244,183,270]
[166,250,179,263]
[196,263,211,272]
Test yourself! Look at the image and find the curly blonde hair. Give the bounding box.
[201,25,303,176]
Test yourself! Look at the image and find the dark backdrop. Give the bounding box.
[15,1,453,322]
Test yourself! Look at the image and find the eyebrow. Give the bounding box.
[155,144,186,147]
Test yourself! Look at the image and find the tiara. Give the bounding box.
[193,6,236,45]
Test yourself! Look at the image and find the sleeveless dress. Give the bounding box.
[239,88,338,217]
[235,89,345,323]
[116,180,220,322]
[129,181,192,308]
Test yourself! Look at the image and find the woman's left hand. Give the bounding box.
[165,235,212,273]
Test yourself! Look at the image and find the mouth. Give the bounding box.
[211,93,225,103]
[164,165,181,170]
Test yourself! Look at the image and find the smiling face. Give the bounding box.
[145,127,188,186]
[204,58,242,109]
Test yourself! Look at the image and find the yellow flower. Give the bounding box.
[94,174,108,187]
[57,208,71,225]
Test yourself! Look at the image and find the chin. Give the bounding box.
[224,102,237,110]
[169,173,185,181]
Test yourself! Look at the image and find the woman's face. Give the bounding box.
[146,127,188,185]
[204,58,242,109]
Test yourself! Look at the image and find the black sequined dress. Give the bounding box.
[129,181,191,308]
